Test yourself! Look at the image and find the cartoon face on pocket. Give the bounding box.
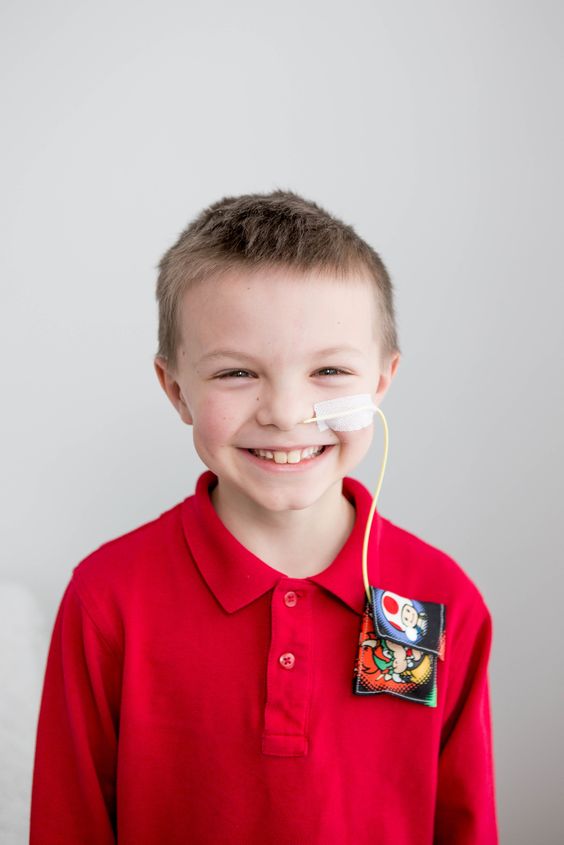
[380,591,428,643]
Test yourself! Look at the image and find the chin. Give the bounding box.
[255,484,332,513]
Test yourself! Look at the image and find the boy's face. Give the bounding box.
[155,266,400,518]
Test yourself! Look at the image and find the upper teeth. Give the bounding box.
[251,446,324,464]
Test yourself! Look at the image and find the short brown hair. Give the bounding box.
[155,189,400,373]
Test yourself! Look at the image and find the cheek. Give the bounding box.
[335,426,373,453]
[193,394,241,443]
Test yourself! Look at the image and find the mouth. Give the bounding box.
[246,445,328,465]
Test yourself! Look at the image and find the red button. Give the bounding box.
[279,652,295,669]
[284,591,298,607]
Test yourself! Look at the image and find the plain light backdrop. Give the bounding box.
[1,1,562,842]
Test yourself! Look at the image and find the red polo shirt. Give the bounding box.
[31,470,498,844]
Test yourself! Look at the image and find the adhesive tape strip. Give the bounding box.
[312,393,378,432]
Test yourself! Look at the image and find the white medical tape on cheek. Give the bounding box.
[309,393,378,432]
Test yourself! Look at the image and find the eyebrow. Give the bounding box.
[197,345,364,365]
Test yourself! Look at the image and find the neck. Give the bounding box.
[210,482,356,578]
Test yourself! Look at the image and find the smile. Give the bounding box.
[248,446,326,464]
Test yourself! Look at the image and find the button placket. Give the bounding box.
[262,581,314,757]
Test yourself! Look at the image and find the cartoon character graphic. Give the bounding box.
[359,635,431,685]
[380,590,428,643]
[353,590,444,707]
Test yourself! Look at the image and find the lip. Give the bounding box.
[239,444,335,472]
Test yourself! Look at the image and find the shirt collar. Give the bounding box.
[180,470,381,616]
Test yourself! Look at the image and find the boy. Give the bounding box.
[30,190,498,843]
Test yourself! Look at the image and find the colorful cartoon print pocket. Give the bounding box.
[353,587,446,707]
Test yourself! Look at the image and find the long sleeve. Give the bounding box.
[434,600,498,843]
[30,579,122,844]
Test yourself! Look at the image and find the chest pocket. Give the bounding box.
[353,587,446,707]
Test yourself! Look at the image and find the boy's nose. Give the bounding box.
[255,389,313,433]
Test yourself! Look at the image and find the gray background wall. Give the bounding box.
[1,1,562,842]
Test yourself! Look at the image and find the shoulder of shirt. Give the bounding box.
[68,498,185,643]
[73,499,182,578]
[377,511,491,620]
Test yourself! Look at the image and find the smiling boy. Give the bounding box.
[159,264,388,579]
[31,190,498,843]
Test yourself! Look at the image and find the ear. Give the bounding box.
[153,356,194,425]
[374,351,401,403]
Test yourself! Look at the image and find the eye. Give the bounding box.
[316,368,349,376]
[216,369,255,379]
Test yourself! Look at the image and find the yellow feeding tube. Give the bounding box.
[301,403,389,605]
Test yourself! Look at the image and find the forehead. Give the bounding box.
[179,267,380,362]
